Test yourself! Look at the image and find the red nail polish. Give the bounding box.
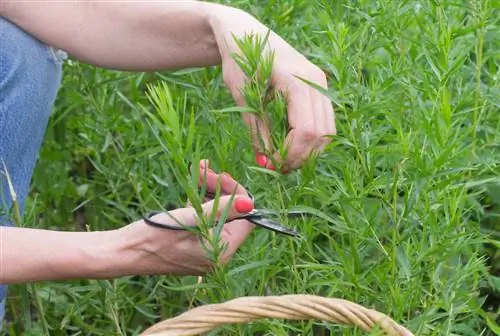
[256,153,268,167]
[235,198,253,213]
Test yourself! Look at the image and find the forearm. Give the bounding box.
[0,225,145,284]
[0,0,267,71]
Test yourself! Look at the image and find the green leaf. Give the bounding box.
[288,205,354,234]
[211,106,259,114]
[479,309,500,335]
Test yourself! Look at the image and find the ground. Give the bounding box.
[3,1,500,335]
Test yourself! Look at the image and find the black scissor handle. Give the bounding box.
[143,187,300,238]
[143,212,189,231]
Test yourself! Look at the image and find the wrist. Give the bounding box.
[205,3,267,56]
[103,220,180,277]
[87,223,153,279]
[0,225,152,284]
[49,226,152,281]
[56,229,139,280]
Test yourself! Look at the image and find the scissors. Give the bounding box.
[143,189,307,238]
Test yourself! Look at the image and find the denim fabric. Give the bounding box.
[0,17,65,328]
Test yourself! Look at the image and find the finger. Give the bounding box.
[271,128,316,172]
[218,173,248,196]
[189,161,248,207]
[242,112,274,167]
[191,159,212,183]
[147,195,256,267]
[223,67,274,167]
[318,81,336,140]
[159,194,254,229]
[205,194,254,224]
[187,159,212,206]
[314,88,335,153]
[272,76,334,172]
[270,81,316,171]
[190,159,211,185]
[218,218,256,263]
[194,161,219,199]
[213,196,256,262]
[197,166,247,197]
[325,96,336,138]
[200,174,248,201]
[199,159,210,170]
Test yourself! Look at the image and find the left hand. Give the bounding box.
[2,0,335,172]
[210,9,336,172]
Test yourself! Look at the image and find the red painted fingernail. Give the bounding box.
[256,153,268,167]
[235,198,253,213]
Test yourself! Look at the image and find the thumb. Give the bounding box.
[161,194,254,229]
[201,194,254,223]
[203,194,255,263]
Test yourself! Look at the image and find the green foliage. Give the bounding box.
[3,0,500,335]
[226,29,290,168]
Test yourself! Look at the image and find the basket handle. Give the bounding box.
[141,294,414,336]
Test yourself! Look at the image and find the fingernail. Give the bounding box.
[256,153,268,167]
[235,198,253,213]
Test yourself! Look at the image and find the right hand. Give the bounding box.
[125,160,256,276]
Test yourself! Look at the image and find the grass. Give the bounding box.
[3,0,500,335]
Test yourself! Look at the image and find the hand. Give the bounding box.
[1,1,334,171]
[126,160,255,276]
[0,159,254,283]
[209,9,336,172]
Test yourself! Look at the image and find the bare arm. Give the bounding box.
[0,0,265,71]
[0,162,255,284]
[0,0,336,172]
[0,225,141,283]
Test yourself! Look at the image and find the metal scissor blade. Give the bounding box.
[197,187,300,237]
[244,213,301,238]
[252,209,316,219]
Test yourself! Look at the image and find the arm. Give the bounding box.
[0,162,254,284]
[0,0,266,71]
[0,0,335,171]
[0,225,142,283]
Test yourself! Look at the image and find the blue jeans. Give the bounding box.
[0,17,65,327]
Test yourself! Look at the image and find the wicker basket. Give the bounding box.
[141,294,414,336]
